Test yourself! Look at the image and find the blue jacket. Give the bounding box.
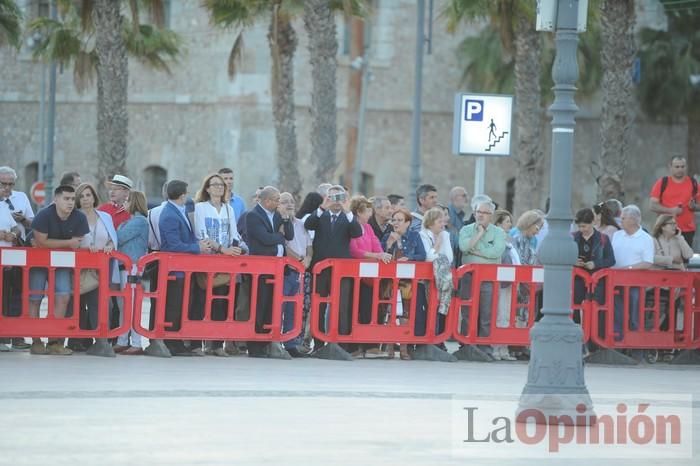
[117,213,149,262]
[382,229,426,261]
[159,201,200,254]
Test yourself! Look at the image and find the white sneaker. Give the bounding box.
[0,343,10,352]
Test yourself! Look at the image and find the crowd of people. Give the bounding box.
[0,155,698,359]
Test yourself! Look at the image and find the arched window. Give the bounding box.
[143,166,167,204]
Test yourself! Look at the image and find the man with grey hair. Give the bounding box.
[457,199,506,360]
[317,183,332,199]
[0,166,34,351]
[246,185,294,357]
[611,204,654,342]
[368,195,393,241]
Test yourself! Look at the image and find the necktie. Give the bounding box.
[331,214,338,230]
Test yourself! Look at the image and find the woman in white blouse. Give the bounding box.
[71,183,118,353]
[193,173,246,357]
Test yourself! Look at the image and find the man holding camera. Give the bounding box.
[305,185,363,352]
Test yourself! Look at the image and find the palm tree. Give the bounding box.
[637,6,700,179]
[203,0,303,198]
[28,0,181,193]
[596,0,636,201]
[444,0,544,217]
[303,0,366,184]
[0,0,21,49]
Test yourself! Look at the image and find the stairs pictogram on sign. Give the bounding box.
[485,131,509,152]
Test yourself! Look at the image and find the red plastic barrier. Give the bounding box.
[309,259,454,344]
[451,264,590,347]
[132,253,305,341]
[589,268,698,350]
[0,247,132,338]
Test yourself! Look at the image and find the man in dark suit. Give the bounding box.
[158,180,212,356]
[305,185,363,350]
[245,186,294,356]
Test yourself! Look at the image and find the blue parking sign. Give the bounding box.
[464,99,484,121]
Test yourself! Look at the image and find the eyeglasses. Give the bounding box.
[0,182,15,187]
[209,183,225,188]
[475,210,493,215]
[390,218,406,223]
[664,222,677,227]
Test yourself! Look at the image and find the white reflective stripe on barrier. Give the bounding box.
[396,263,416,279]
[1,249,27,266]
[359,262,379,278]
[532,268,544,283]
[496,266,516,282]
[50,251,76,268]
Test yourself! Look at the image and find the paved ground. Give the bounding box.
[0,350,698,466]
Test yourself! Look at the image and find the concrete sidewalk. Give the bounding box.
[0,353,698,465]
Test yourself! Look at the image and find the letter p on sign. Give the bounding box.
[464,100,483,121]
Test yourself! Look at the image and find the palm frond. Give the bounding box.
[28,16,83,66]
[227,31,243,79]
[0,0,23,49]
[124,22,183,73]
[202,0,266,28]
[456,25,514,93]
[79,0,95,32]
[440,0,492,33]
[329,0,369,17]
[73,49,97,93]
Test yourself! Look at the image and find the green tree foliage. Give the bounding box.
[0,0,22,49]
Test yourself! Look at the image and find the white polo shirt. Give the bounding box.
[612,227,654,268]
[3,190,34,239]
[147,201,167,251]
[0,201,18,247]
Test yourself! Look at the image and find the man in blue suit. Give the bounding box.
[245,186,294,357]
[159,180,212,356]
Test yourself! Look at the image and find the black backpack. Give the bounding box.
[659,176,698,204]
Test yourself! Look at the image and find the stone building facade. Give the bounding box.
[0,0,691,229]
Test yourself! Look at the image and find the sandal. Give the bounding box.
[122,346,144,355]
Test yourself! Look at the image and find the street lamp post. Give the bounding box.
[518,0,594,421]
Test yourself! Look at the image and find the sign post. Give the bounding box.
[30,181,46,205]
[452,93,514,196]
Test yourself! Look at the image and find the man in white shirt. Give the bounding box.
[277,192,312,356]
[611,205,654,341]
[0,166,32,351]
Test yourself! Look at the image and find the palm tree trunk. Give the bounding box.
[513,14,544,217]
[303,0,338,183]
[597,0,636,202]
[93,0,128,195]
[268,10,302,199]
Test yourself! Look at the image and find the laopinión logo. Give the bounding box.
[450,394,693,459]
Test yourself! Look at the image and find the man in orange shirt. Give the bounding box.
[649,156,700,247]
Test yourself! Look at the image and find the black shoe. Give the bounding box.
[286,347,309,358]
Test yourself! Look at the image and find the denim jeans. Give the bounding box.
[613,287,640,341]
